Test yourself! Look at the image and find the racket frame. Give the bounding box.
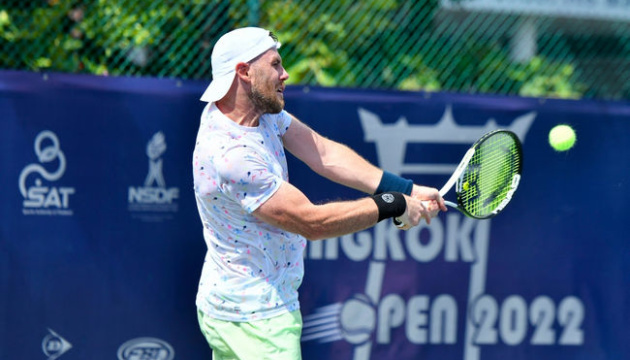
[451,129,523,219]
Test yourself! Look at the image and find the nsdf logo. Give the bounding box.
[127,131,180,221]
[117,337,175,360]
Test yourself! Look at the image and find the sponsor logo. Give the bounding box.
[117,337,175,360]
[128,132,179,221]
[381,193,395,203]
[19,131,75,216]
[42,329,72,360]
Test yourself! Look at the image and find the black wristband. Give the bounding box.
[371,192,406,222]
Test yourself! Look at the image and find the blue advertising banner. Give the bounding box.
[1,70,629,360]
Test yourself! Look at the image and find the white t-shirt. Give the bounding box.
[193,103,307,321]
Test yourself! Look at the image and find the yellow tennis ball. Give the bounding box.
[549,124,576,151]
[463,181,470,191]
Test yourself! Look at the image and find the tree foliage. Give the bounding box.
[0,0,585,98]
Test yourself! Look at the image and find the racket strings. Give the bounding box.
[459,133,521,217]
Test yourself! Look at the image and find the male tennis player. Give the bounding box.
[192,27,446,360]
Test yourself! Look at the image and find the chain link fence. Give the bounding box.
[2,0,630,100]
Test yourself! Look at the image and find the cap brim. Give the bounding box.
[200,73,235,102]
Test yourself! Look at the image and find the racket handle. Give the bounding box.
[444,200,458,208]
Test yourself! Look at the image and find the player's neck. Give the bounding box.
[216,96,261,127]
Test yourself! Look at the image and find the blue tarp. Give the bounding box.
[1,70,629,360]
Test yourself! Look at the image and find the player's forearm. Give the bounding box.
[255,195,380,241]
[301,198,380,240]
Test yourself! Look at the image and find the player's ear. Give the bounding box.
[235,62,251,82]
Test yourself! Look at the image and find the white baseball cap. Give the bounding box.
[200,27,281,103]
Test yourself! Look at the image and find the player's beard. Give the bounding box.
[248,81,284,114]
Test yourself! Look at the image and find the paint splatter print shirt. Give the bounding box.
[193,103,307,322]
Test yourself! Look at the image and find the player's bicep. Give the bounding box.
[283,115,327,171]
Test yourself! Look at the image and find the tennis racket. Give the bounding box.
[396,129,523,225]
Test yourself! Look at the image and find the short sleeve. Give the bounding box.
[277,110,293,136]
[214,144,283,213]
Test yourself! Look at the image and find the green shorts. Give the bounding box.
[197,309,303,360]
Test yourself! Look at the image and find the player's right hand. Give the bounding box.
[395,194,434,229]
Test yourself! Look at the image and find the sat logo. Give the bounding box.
[19,130,75,216]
